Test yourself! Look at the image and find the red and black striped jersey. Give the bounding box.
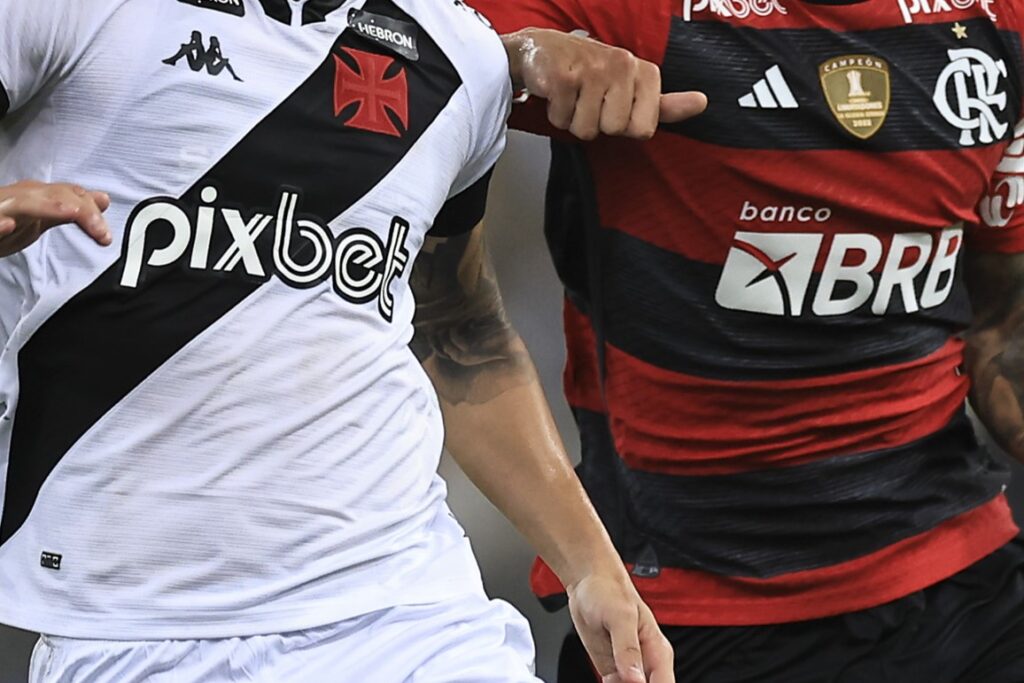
[473,0,1024,625]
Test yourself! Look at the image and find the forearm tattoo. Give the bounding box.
[966,252,1024,452]
[410,230,531,405]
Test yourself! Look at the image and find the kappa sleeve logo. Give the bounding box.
[452,1,494,29]
[333,48,410,138]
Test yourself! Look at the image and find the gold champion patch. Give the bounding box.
[819,55,891,140]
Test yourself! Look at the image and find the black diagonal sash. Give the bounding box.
[0,0,460,544]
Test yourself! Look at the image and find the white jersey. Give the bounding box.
[0,0,510,639]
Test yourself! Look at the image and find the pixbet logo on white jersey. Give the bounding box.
[896,0,996,24]
[119,187,410,322]
[715,228,962,317]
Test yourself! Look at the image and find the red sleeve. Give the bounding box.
[470,0,593,36]
[468,0,673,136]
[970,119,1024,253]
[968,5,1024,253]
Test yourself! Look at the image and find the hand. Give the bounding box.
[0,180,112,258]
[502,28,707,140]
[567,571,675,683]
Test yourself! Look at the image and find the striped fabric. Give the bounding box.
[473,0,1024,624]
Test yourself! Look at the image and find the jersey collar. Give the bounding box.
[256,0,352,25]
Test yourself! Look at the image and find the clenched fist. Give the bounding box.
[0,180,112,258]
[503,28,707,140]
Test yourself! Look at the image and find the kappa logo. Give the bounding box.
[897,0,996,24]
[452,0,494,28]
[716,228,962,317]
[334,48,409,138]
[177,0,245,17]
[683,0,787,22]
[119,188,411,322]
[980,119,1024,228]
[163,31,243,82]
[934,48,1008,147]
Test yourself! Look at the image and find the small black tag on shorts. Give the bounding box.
[630,544,661,579]
[348,9,420,61]
[177,0,246,18]
[40,552,62,571]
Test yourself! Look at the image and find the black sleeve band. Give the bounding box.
[428,168,494,237]
[0,81,10,119]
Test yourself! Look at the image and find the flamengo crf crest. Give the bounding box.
[819,55,891,140]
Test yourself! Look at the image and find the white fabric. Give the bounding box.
[0,0,108,113]
[0,0,513,639]
[28,592,540,682]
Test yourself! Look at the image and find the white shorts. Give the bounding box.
[29,593,540,683]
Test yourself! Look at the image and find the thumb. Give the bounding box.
[659,91,708,124]
[609,611,647,683]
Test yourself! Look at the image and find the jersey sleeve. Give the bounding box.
[469,0,668,60]
[428,4,510,237]
[429,169,494,237]
[966,8,1024,252]
[969,117,1024,253]
[0,0,94,117]
[470,0,593,36]
[468,0,673,136]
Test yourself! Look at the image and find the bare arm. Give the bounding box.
[965,250,1024,461]
[411,223,673,683]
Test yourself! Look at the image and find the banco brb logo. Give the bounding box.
[716,228,963,317]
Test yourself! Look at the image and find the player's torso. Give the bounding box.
[0,0,505,638]
[658,0,1021,315]
[2,0,485,328]
[537,0,1022,621]
[561,0,1024,466]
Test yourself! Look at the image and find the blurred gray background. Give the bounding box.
[4,131,1024,682]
